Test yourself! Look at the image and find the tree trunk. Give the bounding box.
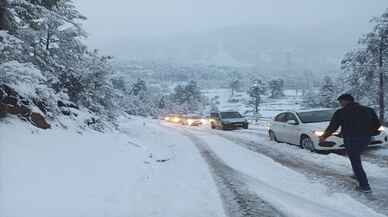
[378,64,385,123]
[46,29,51,50]
[255,96,260,123]
[0,0,9,31]
[378,40,385,123]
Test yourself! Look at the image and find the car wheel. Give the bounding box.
[301,136,316,152]
[269,130,278,142]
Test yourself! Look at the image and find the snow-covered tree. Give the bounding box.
[302,89,321,108]
[268,79,285,99]
[0,0,120,128]
[342,8,388,122]
[341,49,378,105]
[169,81,204,113]
[130,78,147,99]
[247,79,266,115]
[229,79,240,96]
[318,76,338,108]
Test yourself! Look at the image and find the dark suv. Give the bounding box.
[210,111,248,130]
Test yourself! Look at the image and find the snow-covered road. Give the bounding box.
[2,117,388,217]
[164,122,388,217]
[181,129,285,217]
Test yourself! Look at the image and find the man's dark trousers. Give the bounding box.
[344,137,371,188]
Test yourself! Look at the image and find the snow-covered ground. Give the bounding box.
[2,91,388,217]
[203,88,302,119]
[0,117,225,217]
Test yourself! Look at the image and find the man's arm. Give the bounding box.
[369,108,381,133]
[320,110,341,141]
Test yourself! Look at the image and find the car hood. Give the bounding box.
[302,122,330,131]
[222,118,247,123]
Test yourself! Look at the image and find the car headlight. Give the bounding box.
[173,117,180,123]
[314,130,341,137]
[188,119,194,125]
[164,117,170,121]
[314,130,324,137]
[379,126,385,132]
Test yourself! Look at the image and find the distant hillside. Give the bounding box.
[114,24,364,75]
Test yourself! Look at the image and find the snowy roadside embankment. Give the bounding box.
[0,117,225,217]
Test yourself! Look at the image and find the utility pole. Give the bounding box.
[0,0,9,31]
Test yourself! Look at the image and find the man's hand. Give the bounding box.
[319,136,327,144]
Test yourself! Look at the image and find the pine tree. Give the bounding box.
[247,79,266,120]
[361,9,388,122]
[341,49,378,104]
[169,81,204,113]
[130,79,147,98]
[229,79,240,96]
[268,79,285,99]
[318,76,338,108]
[303,89,320,108]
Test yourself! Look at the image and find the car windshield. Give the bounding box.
[220,112,242,119]
[297,110,336,123]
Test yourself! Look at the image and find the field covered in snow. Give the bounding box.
[203,88,303,119]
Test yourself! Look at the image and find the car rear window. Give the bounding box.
[220,112,242,119]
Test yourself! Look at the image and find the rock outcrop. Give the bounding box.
[0,84,51,129]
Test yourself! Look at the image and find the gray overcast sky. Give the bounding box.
[76,0,386,58]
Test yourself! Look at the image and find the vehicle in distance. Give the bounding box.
[181,114,204,126]
[268,109,388,151]
[164,114,183,124]
[210,111,248,130]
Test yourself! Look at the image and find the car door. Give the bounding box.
[282,113,301,145]
[272,113,288,141]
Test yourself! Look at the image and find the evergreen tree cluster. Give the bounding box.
[1,1,117,121]
[167,81,205,114]
[303,76,339,108]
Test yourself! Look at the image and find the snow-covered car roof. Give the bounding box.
[291,108,338,113]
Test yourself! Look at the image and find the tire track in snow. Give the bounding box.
[180,130,286,217]
[363,149,388,168]
[212,131,388,216]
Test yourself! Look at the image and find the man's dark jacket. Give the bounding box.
[323,103,381,138]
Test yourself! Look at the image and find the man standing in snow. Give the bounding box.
[319,94,381,193]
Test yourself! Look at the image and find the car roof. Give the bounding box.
[274,108,336,115]
[184,114,202,117]
[294,108,337,113]
[273,108,337,115]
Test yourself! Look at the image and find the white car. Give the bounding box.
[268,109,388,151]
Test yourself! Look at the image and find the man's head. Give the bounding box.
[337,94,355,108]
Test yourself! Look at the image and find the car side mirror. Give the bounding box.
[287,120,298,125]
